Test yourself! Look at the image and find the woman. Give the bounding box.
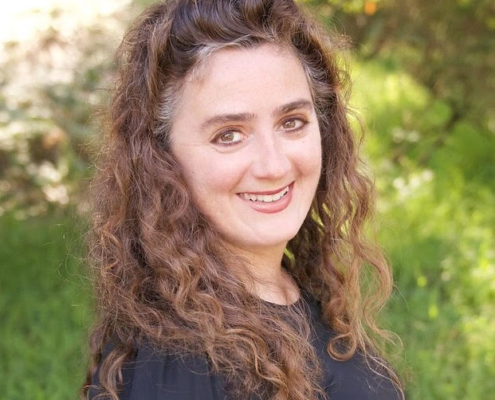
[83,0,405,399]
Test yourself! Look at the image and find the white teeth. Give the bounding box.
[240,186,289,203]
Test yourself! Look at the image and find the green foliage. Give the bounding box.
[352,58,495,399]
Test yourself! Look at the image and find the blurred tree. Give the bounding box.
[304,0,494,162]
[0,2,131,216]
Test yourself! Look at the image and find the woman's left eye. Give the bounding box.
[282,118,306,131]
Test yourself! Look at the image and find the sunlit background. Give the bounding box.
[1,1,493,399]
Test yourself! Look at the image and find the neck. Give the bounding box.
[230,243,300,306]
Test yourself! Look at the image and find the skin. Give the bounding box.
[170,44,322,304]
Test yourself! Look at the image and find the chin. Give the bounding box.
[243,231,300,251]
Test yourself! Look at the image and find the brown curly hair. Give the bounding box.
[82,0,404,399]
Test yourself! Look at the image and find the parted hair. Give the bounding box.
[82,1,404,399]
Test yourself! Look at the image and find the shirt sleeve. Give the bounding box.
[89,345,228,400]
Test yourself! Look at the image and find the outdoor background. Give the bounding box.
[0,0,493,399]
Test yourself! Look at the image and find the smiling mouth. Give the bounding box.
[238,185,290,203]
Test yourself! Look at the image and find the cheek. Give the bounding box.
[179,152,245,202]
[185,163,242,230]
[297,136,322,178]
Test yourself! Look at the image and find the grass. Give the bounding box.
[0,211,92,400]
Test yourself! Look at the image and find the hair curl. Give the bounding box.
[82,1,404,399]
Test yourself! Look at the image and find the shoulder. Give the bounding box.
[301,293,404,400]
[322,351,404,400]
[89,343,228,400]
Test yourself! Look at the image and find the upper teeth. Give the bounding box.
[240,186,289,203]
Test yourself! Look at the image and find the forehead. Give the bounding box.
[174,44,313,119]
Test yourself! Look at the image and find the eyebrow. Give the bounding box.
[199,98,313,131]
[272,99,313,117]
[200,112,255,131]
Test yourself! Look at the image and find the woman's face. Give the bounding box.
[170,44,322,255]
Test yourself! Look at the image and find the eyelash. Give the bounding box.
[211,117,308,147]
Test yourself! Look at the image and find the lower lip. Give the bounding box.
[238,183,294,214]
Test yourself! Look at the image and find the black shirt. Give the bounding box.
[90,293,402,400]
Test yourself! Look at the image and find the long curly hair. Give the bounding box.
[82,1,404,399]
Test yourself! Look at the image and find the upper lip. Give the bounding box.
[237,182,292,195]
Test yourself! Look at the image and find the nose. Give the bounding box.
[250,132,291,180]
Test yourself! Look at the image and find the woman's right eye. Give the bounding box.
[213,130,244,146]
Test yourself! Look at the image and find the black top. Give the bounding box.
[90,293,402,400]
